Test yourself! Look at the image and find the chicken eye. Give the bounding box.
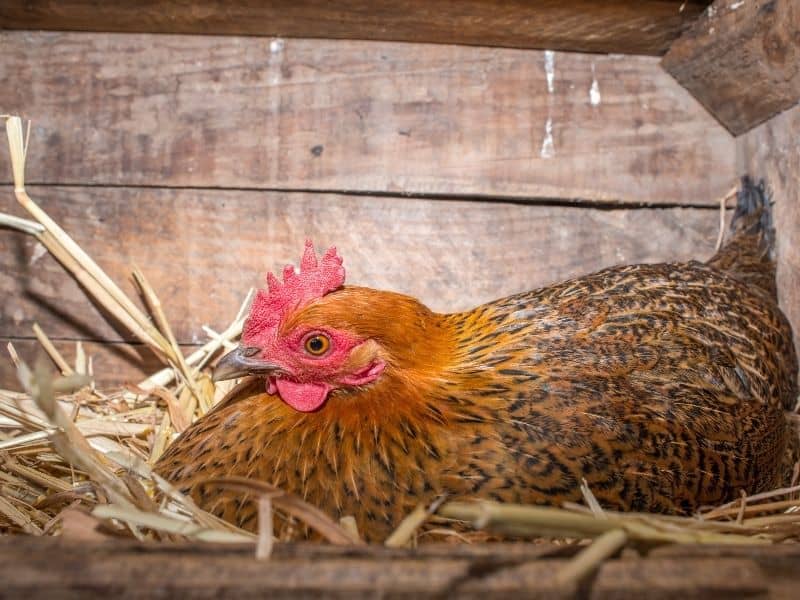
[304,334,330,356]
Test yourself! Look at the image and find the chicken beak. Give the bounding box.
[212,346,284,382]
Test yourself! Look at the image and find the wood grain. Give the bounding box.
[0,537,791,598]
[0,186,723,353]
[737,104,800,371]
[0,32,734,205]
[662,0,800,136]
[0,0,711,56]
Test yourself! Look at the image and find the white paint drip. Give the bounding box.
[29,241,47,265]
[729,1,744,9]
[268,38,285,85]
[589,63,601,106]
[540,117,555,158]
[590,79,601,106]
[544,50,555,93]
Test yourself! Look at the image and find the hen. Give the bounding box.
[156,178,797,542]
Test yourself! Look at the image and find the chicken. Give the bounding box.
[156,177,797,542]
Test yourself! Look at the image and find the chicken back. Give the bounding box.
[156,177,797,541]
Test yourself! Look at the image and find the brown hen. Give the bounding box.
[156,177,797,542]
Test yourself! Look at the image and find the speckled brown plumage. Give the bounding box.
[156,178,797,541]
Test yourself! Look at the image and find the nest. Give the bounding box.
[1,116,800,587]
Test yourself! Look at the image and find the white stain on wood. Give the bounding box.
[268,38,285,85]
[541,117,555,158]
[590,63,601,106]
[542,50,556,157]
[544,50,555,93]
[270,38,285,54]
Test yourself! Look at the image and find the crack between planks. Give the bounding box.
[2,181,721,210]
[2,335,201,348]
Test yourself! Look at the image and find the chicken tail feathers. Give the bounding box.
[707,176,777,299]
[729,176,776,251]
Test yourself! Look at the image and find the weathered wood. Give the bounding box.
[0,0,711,56]
[0,186,723,353]
[654,542,800,596]
[737,104,800,371]
[0,537,794,598]
[0,32,734,205]
[662,0,800,136]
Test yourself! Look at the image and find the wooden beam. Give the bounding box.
[0,537,794,598]
[662,0,800,136]
[0,186,723,362]
[0,32,734,205]
[0,0,711,56]
[737,104,800,368]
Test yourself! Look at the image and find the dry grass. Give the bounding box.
[1,115,799,585]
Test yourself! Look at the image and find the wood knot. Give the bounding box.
[762,32,788,65]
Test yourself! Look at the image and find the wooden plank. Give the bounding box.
[0,1,711,56]
[0,32,735,205]
[0,186,723,350]
[662,0,800,136]
[654,542,800,597]
[0,338,192,391]
[737,104,800,370]
[0,537,783,598]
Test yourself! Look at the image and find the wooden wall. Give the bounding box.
[737,103,800,358]
[1,31,737,388]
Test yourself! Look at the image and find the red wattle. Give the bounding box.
[274,379,331,412]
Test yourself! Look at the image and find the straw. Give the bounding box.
[554,529,628,587]
[439,500,771,545]
[32,324,74,376]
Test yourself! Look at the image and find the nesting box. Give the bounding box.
[1,0,799,596]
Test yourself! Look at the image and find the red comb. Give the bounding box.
[242,241,345,344]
